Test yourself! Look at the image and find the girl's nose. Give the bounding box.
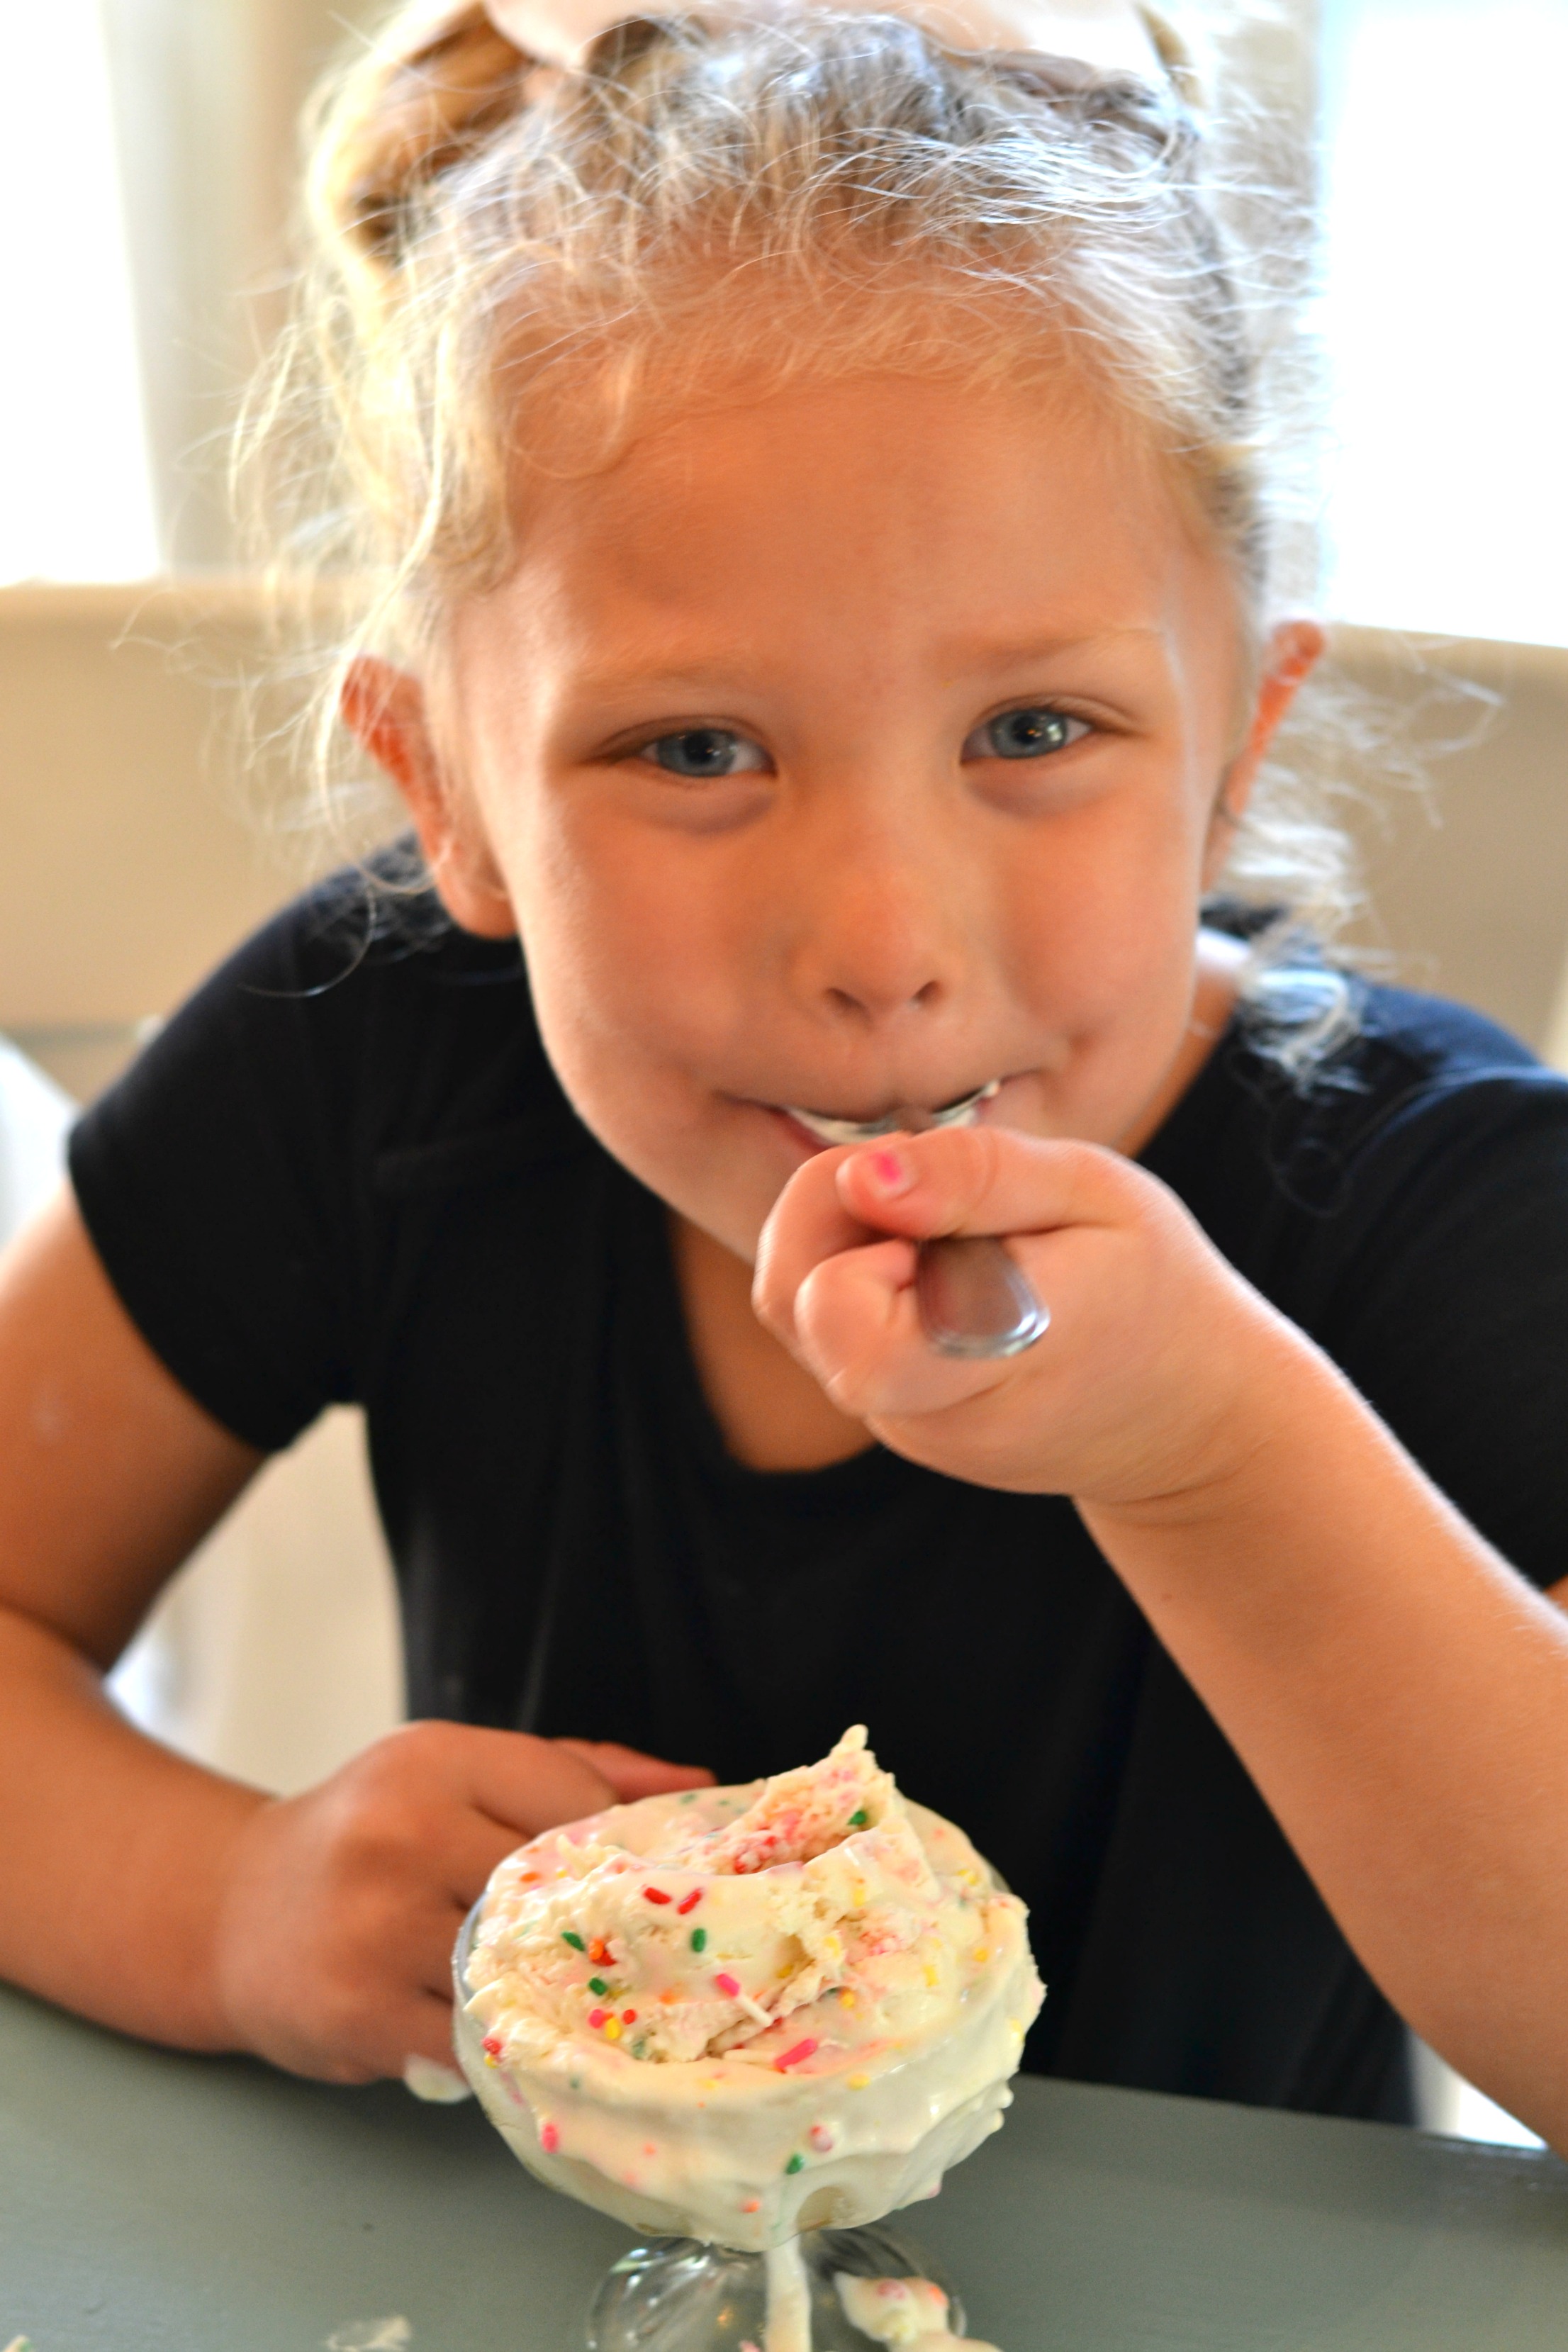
[821,967,943,1026]
[782,815,966,1031]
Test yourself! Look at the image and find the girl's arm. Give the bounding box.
[756,1127,1568,2150]
[0,1192,710,2079]
[0,1189,267,2048]
[1081,1340,1568,2145]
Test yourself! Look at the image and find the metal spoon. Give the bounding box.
[784,1085,1050,1360]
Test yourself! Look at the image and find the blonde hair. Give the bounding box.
[247,0,1355,1064]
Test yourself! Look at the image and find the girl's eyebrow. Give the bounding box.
[934,624,1167,674]
[564,625,1166,699]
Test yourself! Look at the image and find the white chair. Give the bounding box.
[0,1036,72,1241]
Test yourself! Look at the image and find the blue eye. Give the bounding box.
[643,727,768,778]
[966,707,1090,761]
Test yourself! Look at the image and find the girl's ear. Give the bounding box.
[1202,618,1326,887]
[340,656,517,939]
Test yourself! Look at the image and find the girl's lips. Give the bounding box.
[780,1080,1002,1148]
[749,1082,1008,1160]
[769,1106,840,1158]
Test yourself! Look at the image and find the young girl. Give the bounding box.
[3,0,1567,2146]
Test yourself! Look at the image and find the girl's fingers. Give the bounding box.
[418,1890,491,1999]
[792,1236,1007,1419]
[553,1738,716,1801]
[755,1125,1131,1356]
[424,1734,711,1905]
[753,1143,880,1343]
[834,1124,1133,1245]
[403,1986,464,2073]
[438,1808,550,1903]
[445,1725,621,1839]
[335,1987,458,2085]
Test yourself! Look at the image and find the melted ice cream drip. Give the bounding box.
[836,2273,999,2348]
[764,2238,813,2352]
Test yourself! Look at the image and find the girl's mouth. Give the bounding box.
[780,1080,1001,1147]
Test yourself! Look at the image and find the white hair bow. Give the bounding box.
[482,0,1170,77]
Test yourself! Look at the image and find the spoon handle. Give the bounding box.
[915,1234,1051,1360]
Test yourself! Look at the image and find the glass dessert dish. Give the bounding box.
[584,2221,969,2351]
[451,1729,1039,2348]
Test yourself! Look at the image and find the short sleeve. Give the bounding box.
[1311,1068,1568,1593]
[67,881,373,1451]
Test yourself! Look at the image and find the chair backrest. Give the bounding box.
[0,579,394,1098]
[1331,627,1568,1063]
[0,1038,72,1245]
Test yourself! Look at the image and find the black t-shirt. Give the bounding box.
[69,867,1568,2125]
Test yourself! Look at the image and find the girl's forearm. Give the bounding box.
[0,1603,266,2049]
[1082,1329,1568,2149]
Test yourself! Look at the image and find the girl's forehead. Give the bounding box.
[444,369,1247,761]
[493,369,1212,636]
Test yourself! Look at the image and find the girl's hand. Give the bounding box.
[214,1725,712,2083]
[754,1126,1305,1512]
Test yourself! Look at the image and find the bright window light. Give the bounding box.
[1318,0,1568,647]
[0,0,160,582]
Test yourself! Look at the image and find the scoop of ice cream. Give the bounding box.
[456,1727,1043,2248]
[466,1725,975,2068]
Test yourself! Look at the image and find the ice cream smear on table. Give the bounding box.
[456,1725,1043,2251]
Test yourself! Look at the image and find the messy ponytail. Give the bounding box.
[246,0,1353,1067]
[309,6,530,274]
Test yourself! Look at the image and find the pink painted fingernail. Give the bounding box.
[865,1146,914,1196]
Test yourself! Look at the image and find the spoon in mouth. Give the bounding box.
[785,1080,1001,1150]
[783,1083,1049,1360]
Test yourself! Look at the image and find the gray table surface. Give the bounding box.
[4,1982,1567,2351]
